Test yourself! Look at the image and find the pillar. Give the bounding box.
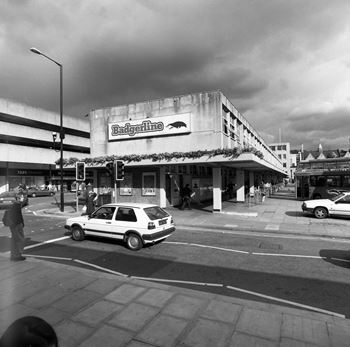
[249,171,254,195]
[159,167,166,208]
[213,167,222,212]
[236,169,245,202]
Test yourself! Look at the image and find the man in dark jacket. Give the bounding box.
[7,194,25,261]
[180,184,193,210]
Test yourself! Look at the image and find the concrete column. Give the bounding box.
[159,167,166,208]
[249,171,255,195]
[236,169,245,202]
[213,167,222,212]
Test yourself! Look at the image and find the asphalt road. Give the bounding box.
[1,195,350,318]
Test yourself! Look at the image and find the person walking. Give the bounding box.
[180,184,193,210]
[4,194,26,261]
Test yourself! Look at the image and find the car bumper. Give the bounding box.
[143,227,175,243]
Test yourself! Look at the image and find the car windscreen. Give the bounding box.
[144,206,169,220]
[330,193,345,201]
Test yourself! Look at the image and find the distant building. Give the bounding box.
[0,98,90,193]
[269,142,291,180]
[295,145,350,199]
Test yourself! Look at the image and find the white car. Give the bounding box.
[65,203,175,250]
[302,192,350,219]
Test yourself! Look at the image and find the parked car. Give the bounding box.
[302,192,350,219]
[27,187,55,197]
[64,203,175,250]
[0,191,28,209]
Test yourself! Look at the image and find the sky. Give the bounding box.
[1,0,349,151]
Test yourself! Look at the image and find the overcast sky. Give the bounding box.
[1,0,349,150]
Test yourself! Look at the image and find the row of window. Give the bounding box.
[270,145,287,151]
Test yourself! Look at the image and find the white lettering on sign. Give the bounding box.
[108,113,191,141]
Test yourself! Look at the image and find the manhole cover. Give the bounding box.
[258,241,283,250]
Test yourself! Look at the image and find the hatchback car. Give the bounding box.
[27,187,55,197]
[0,191,28,209]
[302,192,350,219]
[64,203,175,250]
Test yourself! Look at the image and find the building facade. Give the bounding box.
[0,98,90,193]
[269,142,291,180]
[295,147,350,199]
[66,91,285,211]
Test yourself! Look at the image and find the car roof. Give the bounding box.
[101,202,160,209]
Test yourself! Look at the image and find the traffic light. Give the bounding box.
[106,162,114,178]
[76,162,85,181]
[116,160,125,181]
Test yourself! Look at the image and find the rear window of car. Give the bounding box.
[144,206,169,220]
[115,207,137,222]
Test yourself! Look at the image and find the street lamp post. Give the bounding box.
[30,47,65,212]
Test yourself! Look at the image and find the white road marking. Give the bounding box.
[225,285,345,318]
[74,259,128,277]
[265,224,280,230]
[23,236,70,250]
[164,241,249,254]
[252,252,323,259]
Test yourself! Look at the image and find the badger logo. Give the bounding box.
[167,121,187,129]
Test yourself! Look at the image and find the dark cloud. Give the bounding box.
[0,0,349,150]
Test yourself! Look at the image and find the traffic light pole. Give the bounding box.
[114,181,117,203]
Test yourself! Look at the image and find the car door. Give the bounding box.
[331,195,350,216]
[84,206,116,237]
[111,207,139,239]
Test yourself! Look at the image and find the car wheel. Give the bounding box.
[314,207,327,219]
[71,225,85,241]
[126,233,143,251]
[31,193,36,198]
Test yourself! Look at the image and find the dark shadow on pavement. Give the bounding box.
[285,211,306,217]
[319,249,350,269]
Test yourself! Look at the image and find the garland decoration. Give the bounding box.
[58,147,263,167]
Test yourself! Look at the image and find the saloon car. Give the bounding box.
[302,192,350,219]
[27,187,55,197]
[0,191,28,209]
[64,203,175,250]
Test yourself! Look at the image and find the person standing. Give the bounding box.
[6,194,26,261]
[85,190,97,215]
[180,184,193,210]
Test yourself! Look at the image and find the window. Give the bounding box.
[336,195,350,204]
[144,206,169,220]
[277,146,282,150]
[115,207,137,222]
[91,207,116,220]
[142,172,156,196]
[119,172,133,196]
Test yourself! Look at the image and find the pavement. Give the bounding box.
[1,188,350,346]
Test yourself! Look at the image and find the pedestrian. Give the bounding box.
[0,316,58,347]
[180,184,193,210]
[3,193,26,261]
[85,190,97,215]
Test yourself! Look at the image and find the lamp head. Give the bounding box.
[52,132,57,141]
[30,47,42,55]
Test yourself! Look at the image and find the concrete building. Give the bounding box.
[67,91,285,212]
[269,142,291,180]
[0,98,90,193]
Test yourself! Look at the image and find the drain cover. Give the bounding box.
[258,241,283,250]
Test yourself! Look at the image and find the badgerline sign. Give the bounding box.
[108,113,191,141]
